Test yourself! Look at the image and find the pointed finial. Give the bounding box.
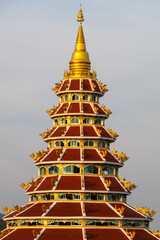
[77,4,84,22]
[69,5,91,77]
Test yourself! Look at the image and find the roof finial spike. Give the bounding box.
[77,4,84,22]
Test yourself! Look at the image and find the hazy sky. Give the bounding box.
[0,0,160,229]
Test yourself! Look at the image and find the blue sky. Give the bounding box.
[0,0,160,229]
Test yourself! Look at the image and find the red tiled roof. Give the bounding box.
[34,156,43,164]
[65,126,80,136]
[85,203,120,217]
[4,204,33,219]
[86,229,129,240]
[60,149,81,161]
[92,80,101,92]
[94,104,106,115]
[45,202,82,217]
[84,176,106,191]
[43,127,55,139]
[56,176,82,190]
[0,229,14,239]
[83,126,98,136]
[110,203,146,219]
[96,126,113,139]
[50,127,66,137]
[16,203,52,217]
[3,210,18,219]
[38,149,62,163]
[84,149,104,161]
[104,151,120,164]
[36,176,58,191]
[83,79,92,91]
[56,103,68,114]
[59,79,69,91]
[2,228,42,240]
[26,178,44,193]
[69,79,80,90]
[68,103,80,113]
[83,103,94,114]
[38,229,83,240]
[105,177,126,192]
[126,229,158,240]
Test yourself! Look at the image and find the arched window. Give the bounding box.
[54,118,58,125]
[72,94,79,101]
[83,94,89,101]
[122,195,126,202]
[68,140,80,147]
[61,118,67,125]
[66,194,73,200]
[83,118,91,124]
[58,193,66,200]
[55,141,64,147]
[41,194,54,201]
[8,221,18,227]
[92,95,96,102]
[85,193,104,201]
[115,167,118,176]
[63,164,80,173]
[102,165,108,175]
[31,195,38,202]
[84,193,91,200]
[95,118,101,125]
[49,142,52,148]
[84,164,99,174]
[98,141,105,148]
[60,96,63,102]
[40,167,46,175]
[49,165,59,174]
[116,195,121,201]
[70,117,79,124]
[73,193,80,200]
[108,166,114,175]
[65,94,68,101]
[90,194,97,200]
[107,193,116,201]
[97,194,104,200]
[84,140,94,147]
[107,194,113,201]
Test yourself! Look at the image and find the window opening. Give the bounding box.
[61,118,67,125]
[72,94,79,101]
[65,95,68,101]
[68,140,80,147]
[63,164,80,173]
[83,118,91,124]
[49,165,59,174]
[84,140,94,147]
[98,141,105,148]
[71,117,79,124]
[83,94,89,101]
[40,167,46,175]
[55,141,64,147]
[84,164,98,174]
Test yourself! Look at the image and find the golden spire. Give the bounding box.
[77,5,84,22]
[69,6,91,77]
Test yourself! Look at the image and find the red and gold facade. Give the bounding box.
[1,7,159,240]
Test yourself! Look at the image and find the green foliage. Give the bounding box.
[0,219,6,230]
[0,213,4,220]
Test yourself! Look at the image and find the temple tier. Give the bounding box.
[1,7,159,240]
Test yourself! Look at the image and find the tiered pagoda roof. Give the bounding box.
[1,6,159,240]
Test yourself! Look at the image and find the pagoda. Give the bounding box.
[1,7,159,240]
